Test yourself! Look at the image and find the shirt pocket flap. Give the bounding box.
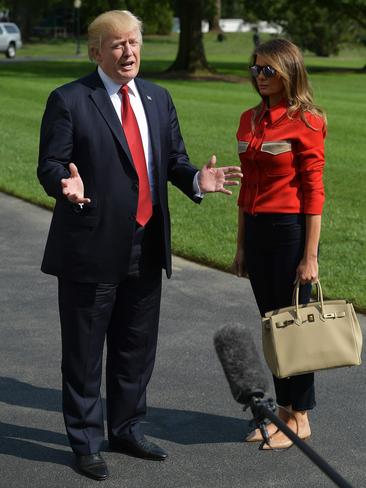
[261,141,292,155]
[238,141,249,153]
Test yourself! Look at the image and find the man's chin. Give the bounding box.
[111,71,138,85]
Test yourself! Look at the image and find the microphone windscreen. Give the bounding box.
[214,325,268,404]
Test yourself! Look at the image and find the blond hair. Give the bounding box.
[88,10,142,61]
[250,38,327,127]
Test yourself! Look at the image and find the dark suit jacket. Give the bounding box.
[38,70,200,282]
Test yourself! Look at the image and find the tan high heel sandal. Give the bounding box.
[244,424,279,443]
[260,428,311,450]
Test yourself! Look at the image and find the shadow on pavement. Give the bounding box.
[143,406,249,445]
[0,377,61,412]
[0,424,71,466]
[0,376,249,457]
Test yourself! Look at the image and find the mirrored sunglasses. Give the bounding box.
[249,64,276,78]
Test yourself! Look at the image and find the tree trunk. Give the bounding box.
[210,0,222,32]
[11,3,31,41]
[168,0,211,74]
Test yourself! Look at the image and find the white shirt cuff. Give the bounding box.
[193,171,205,198]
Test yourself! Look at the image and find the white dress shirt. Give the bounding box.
[97,67,202,201]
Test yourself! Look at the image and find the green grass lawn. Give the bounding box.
[1,34,365,310]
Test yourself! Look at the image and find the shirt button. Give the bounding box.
[129,214,136,221]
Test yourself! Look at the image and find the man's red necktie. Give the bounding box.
[120,84,152,227]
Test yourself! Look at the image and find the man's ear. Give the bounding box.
[91,47,101,63]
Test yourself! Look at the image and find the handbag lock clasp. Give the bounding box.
[322,312,346,320]
[275,319,294,328]
[323,313,336,319]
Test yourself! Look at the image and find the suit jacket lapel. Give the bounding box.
[135,79,161,170]
[88,72,134,168]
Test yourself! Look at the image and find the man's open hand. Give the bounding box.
[61,163,91,204]
[198,155,243,195]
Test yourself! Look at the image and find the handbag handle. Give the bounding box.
[292,279,322,305]
[293,279,325,324]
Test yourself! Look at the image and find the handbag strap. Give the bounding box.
[294,280,325,323]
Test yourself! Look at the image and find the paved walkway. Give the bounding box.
[0,192,365,487]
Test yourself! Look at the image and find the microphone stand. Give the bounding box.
[245,397,354,488]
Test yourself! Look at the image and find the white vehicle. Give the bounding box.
[0,22,22,58]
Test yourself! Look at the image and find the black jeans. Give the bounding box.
[244,213,316,411]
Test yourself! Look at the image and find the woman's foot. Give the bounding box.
[244,405,291,442]
[261,410,311,450]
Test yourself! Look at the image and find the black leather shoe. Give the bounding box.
[110,437,168,461]
[75,452,109,481]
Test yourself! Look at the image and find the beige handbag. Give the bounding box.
[262,280,362,379]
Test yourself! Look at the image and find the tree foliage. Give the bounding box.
[80,0,173,35]
[244,0,362,56]
[3,0,62,39]
[319,0,366,29]
[220,0,244,18]
[3,0,173,39]
[125,0,173,35]
[279,1,349,56]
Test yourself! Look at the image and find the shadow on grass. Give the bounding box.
[212,60,366,75]
[0,60,91,79]
[0,59,249,83]
[143,35,178,45]
[1,59,364,82]
[0,59,186,81]
[306,65,366,74]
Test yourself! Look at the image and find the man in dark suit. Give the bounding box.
[38,10,241,481]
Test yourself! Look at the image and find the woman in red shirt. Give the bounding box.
[232,39,326,449]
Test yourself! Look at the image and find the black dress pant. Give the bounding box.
[244,213,316,412]
[58,212,163,455]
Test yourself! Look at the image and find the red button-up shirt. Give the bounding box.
[237,99,326,215]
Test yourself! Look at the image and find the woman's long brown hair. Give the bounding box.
[250,38,327,128]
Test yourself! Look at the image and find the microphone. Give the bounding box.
[214,324,272,444]
[214,325,354,488]
[213,324,268,405]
